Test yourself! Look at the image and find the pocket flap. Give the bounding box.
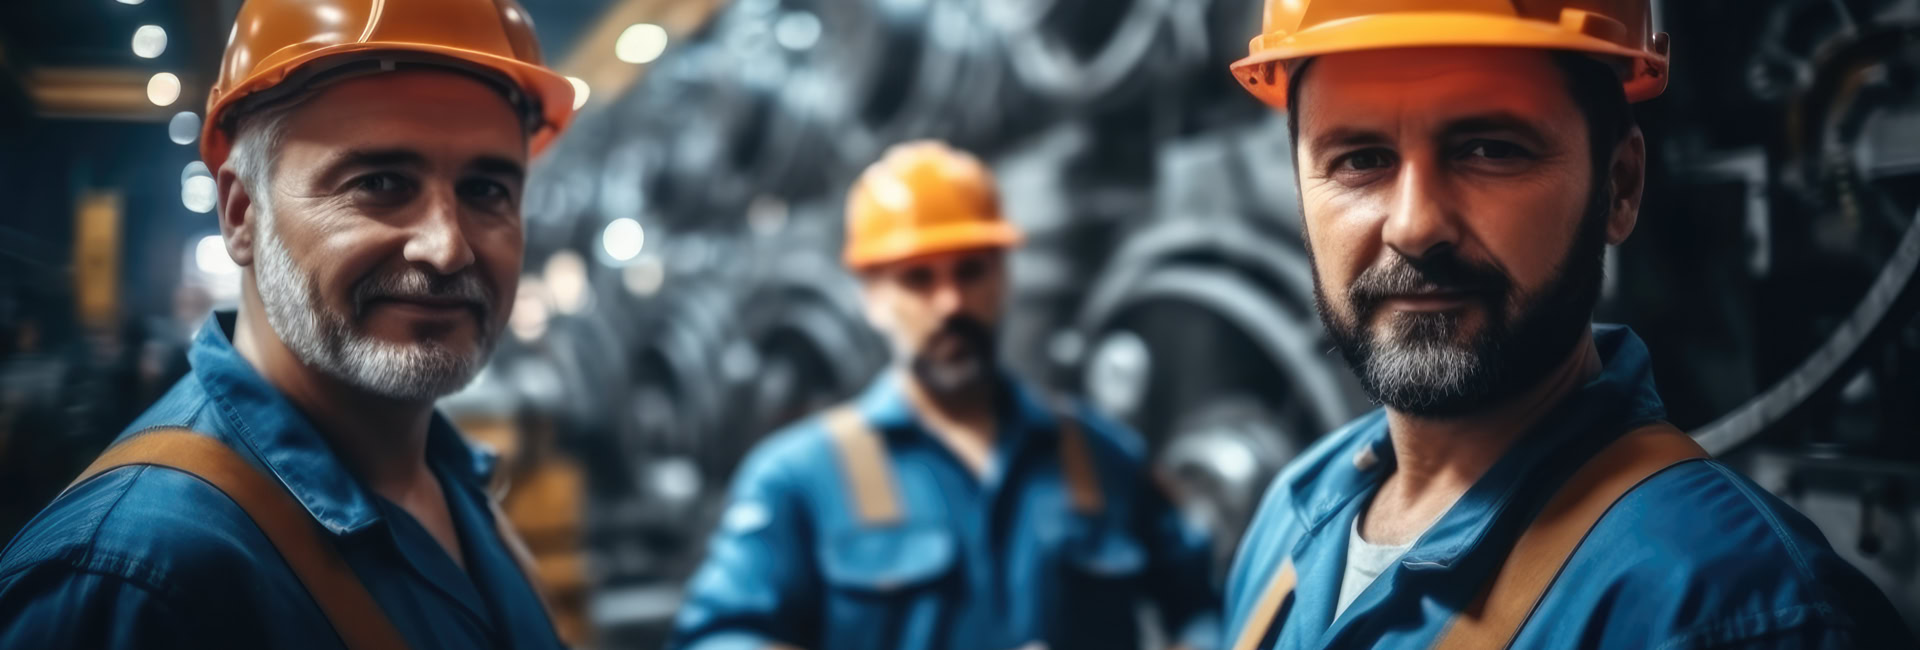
[821,524,957,593]
[1069,529,1147,578]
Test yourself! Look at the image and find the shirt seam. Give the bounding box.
[1639,462,1852,646]
[79,465,150,573]
[0,467,183,601]
[1653,604,1827,650]
[23,548,183,603]
[1704,463,1822,590]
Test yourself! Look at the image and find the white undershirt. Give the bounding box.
[1335,514,1414,619]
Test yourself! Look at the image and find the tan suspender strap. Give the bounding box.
[1230,558,1298,650]
[823,406,904,526]
[1432,422,1707,650]
[1054,411,1104,516]
[65,429,409,650]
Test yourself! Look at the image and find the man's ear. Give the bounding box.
[215,164,258,267]
[1605,126,1646,246]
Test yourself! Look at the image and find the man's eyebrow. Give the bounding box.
[469,155,526,182]
[1438,112,1552,144]
[322,148,430,172]
[1307,126,1392,156]
[308,148,426,186]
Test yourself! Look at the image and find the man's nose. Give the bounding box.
[1381,160,1462,259]
[402,189,475,275]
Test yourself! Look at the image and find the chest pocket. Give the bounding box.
[820,524,958,593]
[818,523,958,649]
[1063,525,1147,579]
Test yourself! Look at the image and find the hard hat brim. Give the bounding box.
[200,41,576,172]
[1229,11,1670,107]
[844,220,1025,270]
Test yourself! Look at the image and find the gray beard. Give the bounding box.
[1315,194,1608,418]
[910,354,990,396]
[253,215,492,402]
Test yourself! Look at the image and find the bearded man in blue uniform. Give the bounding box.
[1219,1,1914,648]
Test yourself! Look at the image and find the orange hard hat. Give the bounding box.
[1230,0,1671,107]
[843,141,1023,270]
[200,0,576,173]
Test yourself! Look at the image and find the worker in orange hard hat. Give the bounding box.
[673,140,1223,650]
[1221,1,1913,648]
[0,0,575,647]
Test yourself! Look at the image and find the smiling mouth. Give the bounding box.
[1380,291,1480,312]
[364,296,483,321]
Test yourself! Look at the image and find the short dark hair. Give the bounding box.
[1284,51,1636,171]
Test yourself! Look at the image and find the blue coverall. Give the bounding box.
[0,312,563,649]
[1224,326,1915,648]
[672,371,1221,650]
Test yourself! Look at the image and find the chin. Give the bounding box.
[333,337,489,402]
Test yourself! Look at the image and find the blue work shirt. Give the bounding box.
[1224,325,1914,648]
[0,311,562,649]
[672,371,1220,650]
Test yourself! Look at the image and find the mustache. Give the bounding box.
[351,267,493,316]
[1348,250,1511,317]
[930,315,994,347]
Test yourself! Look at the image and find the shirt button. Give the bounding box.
[1353,447,1378,471]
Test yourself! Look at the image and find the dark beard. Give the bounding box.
[1314,184,1610,418]
[909,315,999,396]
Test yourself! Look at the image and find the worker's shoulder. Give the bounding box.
[0,373,259,590]
[1561,457,1912,646]
[120,370,226,433]
[731,413,845,486]
[1057,399,1150,466]
[1600,458,1848,571]
[0,462,264,602]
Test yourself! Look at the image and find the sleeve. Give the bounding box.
[670,439,822,650]
[0,565,202,650]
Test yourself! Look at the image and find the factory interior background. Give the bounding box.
[1,0,1917,646]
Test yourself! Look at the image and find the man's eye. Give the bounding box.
[354,172,411,194]
[1461,140,1528,160]
[459,178,511,202]
[902,268,935,291]
[954,258,987,284]
[1336,149,1394,173]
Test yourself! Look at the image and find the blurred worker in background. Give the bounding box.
[0,0,577,647]
[672,140,1221,650]
[1221,1,1913,648]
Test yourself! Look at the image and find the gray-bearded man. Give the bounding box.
[0,0,580,646]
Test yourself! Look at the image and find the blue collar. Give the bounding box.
[189,311,498,535]
[1284,324,1669,570]
[848,369,1064,443]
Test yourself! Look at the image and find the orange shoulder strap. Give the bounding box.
[1228,422,1706,650]
[66,428,410,650]
[1052,405,1105,517]
[1431,421,1707,649]
[1230,557,1298,650]
[823,406,904,527]
[823,402,1107,526]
